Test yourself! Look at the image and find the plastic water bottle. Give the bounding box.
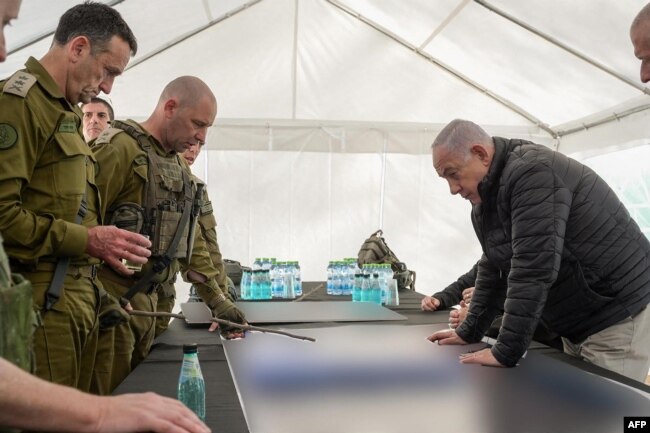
[370,273,382,304]
[178,344,205,421]
[252,257,261,270]
[262,269,272,299]
[271,262,285,298]
[338,260,348,295]
[349,259,360,295]
[352,273,362,302]
[293,261,303,296]
[326,261,334,295]
[360,273,371,302]
[240,270,251,300]
[332,262,343,295]
[251,270,262,300]
[283,263,296,299]
[379,264,392,305]
[341,259,350,295]
[346,259,356,295]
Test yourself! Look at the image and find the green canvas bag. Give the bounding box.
[357,229,416,291]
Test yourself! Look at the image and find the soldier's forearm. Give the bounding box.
[186,270,226,307]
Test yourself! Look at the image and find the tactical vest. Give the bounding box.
[105,121,196,265]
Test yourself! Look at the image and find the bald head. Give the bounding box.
[632,3,650,83]
[144,76,217,154]
[158,76,217,110]
[632,3,650,31]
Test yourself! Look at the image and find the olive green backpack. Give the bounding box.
[357,229,416,291]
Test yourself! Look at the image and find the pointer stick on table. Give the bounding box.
[128,310,316,342]
[292,283,324,302]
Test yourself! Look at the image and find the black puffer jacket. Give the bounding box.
[455,137,650,367]
[432,263,477,309]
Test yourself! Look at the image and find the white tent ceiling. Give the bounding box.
[3,0,650,292]
[4,0,650,150]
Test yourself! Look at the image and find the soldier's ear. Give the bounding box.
[68,36,91,62]
[163,98,178,118]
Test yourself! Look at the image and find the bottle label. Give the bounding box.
[181,357,203,378]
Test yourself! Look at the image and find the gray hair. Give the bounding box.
[432,119,492,159]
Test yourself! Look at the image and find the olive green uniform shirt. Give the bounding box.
[0,57,100,392]
[0,57,100,266]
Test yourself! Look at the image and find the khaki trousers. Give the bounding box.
[562,305,650,383]
[91,279,157,394]
[27,270,99,392]
[154,291,175,339]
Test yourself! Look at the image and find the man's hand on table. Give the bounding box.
[427,329,505,368]
[421,295,441,311]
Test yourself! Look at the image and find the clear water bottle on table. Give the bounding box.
[178,343,205,421]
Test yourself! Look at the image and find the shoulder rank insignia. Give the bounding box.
[93,126,123,145]
[2,71,37,98]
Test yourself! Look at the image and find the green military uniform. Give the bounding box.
[0,234,34,372]
[91,119,244,394]
[0,58,101,392]
[0,235,30,433]
[154,275,176,338]
[154,175,230,337]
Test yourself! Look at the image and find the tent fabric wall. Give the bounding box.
[190,124,484,293]
[3,0,650,297]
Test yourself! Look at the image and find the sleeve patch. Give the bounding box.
[0,124,18,149]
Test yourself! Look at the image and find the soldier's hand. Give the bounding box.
[98,291,130,330]
[211,298,246,339]
[86,226,151,275]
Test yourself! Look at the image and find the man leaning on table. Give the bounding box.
[427,119,650,383]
